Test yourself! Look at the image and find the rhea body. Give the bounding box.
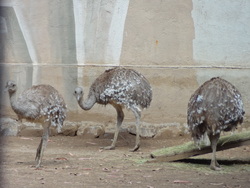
[5,80,67,168]
[74,67,152,151]
[187,77,244,170]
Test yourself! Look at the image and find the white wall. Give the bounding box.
[192,0,250,65]
[1,0,249,127]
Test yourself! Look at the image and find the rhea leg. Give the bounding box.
[130,107,141,152]
[209,133,221,170]
[102,104,124,150]
[35,122,50,168]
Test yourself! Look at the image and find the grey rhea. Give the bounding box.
[187,77,244,170]
[5,80,67,168]
[74,67,152,151]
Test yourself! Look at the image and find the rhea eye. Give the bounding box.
[74,91,77,94]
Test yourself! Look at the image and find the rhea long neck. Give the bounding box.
[8,89,19,112]
[77,94,96,111]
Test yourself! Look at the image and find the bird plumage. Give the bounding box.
[5,80,67,168]
[10,84,66,130]
[187,77,244,170]
[74,67,152,151]
[89,67,152,109]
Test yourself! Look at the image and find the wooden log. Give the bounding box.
[149,131,250,163]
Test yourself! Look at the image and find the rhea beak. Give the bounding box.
[76,95,81,101]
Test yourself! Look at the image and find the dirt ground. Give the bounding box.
[1,132,250,188]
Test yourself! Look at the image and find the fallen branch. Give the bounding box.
[149,131,250,162]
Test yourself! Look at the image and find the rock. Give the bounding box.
[77,122,105,138]
[154,127,184,139]
[0,117,192,139]
[124,122,190,139]
[0,117,20,136]
[60,121,80,136]
[18,122,60,137]
[153,128,173,139]
[127,124,157,137]
[18,126,43,137]
[18,122,43,137]
[77,124,87,136]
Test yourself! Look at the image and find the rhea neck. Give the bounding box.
[8,89,19,111]
[77,93,96,111]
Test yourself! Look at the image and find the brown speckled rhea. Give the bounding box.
[74,67,152,151]
[187,77,244,170]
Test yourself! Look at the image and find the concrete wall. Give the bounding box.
[1,0,250,129]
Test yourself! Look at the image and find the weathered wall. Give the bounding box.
[0,0,250,130]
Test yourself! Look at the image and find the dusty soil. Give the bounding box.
[1,132,250,188]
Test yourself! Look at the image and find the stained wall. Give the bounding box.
[1,0,249,129]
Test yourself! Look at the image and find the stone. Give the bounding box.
[0,117,20,136]
[60,121,80,136]
[18,122,61,137]
[127,123,157,137]
[18,122,43,137]
[154,127,184,139]
[77,122,105,138]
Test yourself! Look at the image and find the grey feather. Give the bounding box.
[5,80,67,168]
[6,81,67,131]
[74,67,152,151]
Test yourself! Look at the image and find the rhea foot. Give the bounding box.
[210,162,221,171]
[130,144,140,152]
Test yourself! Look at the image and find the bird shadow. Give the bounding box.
[176,158,250,165]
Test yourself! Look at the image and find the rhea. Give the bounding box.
[5,80,67,168]
[187,77,244,170]
[74,67,152,151]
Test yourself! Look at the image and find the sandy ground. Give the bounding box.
[0,132,250,188]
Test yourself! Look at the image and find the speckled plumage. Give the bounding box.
[74,67,152,151]
[6,80,67,168]
[188,77,244,140]
[187,77,244,170]
[89,67,152,109]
